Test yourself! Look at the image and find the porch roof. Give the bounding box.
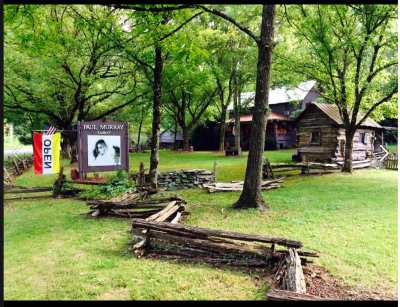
[227,112,294,123]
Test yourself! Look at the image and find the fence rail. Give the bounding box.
[385,153,398,170]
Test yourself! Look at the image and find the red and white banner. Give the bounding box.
[34,132,61,175]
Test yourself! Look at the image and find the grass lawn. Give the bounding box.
[4,150,398,300]
[3,138,32,151]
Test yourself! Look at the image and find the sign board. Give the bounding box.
[77,120,129,178]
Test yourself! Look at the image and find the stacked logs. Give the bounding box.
[128,219,318,294]
[84,194,188,219]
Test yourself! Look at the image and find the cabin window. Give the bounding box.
[359,133,365,144]
[284,105,290,116]
[310,131,321,145]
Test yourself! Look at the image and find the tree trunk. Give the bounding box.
[149,46,163,190]
[233,4,276,210]
[61,133,72,159]
[173,121,178,150]
[65,131,78,164]
[137,117,143,149]
[342,129,355,173]
[182,127,190,151]
[219,106,227,151]
[232,59,241,149]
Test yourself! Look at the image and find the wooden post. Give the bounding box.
[267,159,276,179]
[139,162,145,185]
[214,161,217,183]
[284,248,307,294]
[4,167,12,182]
[21,158,26,171]
[55,167,65,198]
[12,158,20,175]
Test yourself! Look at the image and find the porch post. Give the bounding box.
[274,120,278,149]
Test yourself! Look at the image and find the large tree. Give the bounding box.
[279,4,398,172]
[200,5,277,210]
[105,4,204,189]
[4,5,147,161]
[201,17,257,151]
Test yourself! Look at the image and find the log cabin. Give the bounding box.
[292,102,383,163]
[225,81,320,150]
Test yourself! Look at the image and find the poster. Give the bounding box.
[88,135,121,167]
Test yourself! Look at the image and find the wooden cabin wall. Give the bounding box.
[295,107,338,162]
[335,128,375,162]
[295,106,376,163]
[296,126,339,162]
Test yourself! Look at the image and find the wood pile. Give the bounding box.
[128,219,318,294]
[83,194,188,219]
[4,155,34,184]
[203,178,284,193]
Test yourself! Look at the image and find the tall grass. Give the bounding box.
[4,150,398,300]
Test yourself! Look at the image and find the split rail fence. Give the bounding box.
[4,155,34,184]
[385,153,398,170]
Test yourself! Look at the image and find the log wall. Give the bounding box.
[295,108,376,163]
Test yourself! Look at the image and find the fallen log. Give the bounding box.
[131,219,303,248]
[267,289,331,301]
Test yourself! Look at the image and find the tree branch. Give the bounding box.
[198,5,259,43]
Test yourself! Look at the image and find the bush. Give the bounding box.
[265,137,277,150]
[283,144,292,149]
[77,170,136,200]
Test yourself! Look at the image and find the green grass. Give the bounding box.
[4,150,398,300]
[3,137,32,151]
[387,144,397,154]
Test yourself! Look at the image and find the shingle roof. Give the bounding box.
[299,103,382,129]
[228,80,317,110]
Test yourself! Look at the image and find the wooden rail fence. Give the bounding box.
[385,153,398,170]
[4,155,34,184]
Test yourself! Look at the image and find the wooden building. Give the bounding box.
[225,81,320,150]
[293,102,383,163]
[151,130,184,149]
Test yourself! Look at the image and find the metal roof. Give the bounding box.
[227,80,317,110]
[227,112,294,123]
[304,103,382,129]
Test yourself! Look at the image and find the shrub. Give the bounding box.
[77,170,136,200]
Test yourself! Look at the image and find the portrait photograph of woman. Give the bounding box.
[88,135,121,166]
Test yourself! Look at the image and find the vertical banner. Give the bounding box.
[34,132,61,175]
